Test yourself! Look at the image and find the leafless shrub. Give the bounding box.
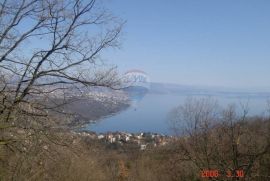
[168,97,270,180]
[0,0,124,179]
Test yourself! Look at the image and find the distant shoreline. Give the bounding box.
[65,96,130,129]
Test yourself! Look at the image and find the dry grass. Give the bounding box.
[1,117,270,181]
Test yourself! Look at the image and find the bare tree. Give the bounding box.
[0,0,125,179]
[169,97,270,180]
[0,0,124,123]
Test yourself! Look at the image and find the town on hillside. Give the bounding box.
[73,131,175,150]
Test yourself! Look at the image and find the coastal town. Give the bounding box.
[73,131,174,150]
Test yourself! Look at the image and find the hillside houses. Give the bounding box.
[75,131,173,150]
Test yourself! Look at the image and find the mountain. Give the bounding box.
[148,82,270,98]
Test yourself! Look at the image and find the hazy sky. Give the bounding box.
[102,0,270,90]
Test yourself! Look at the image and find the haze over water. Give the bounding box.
[86,0,270,135]
[88,90,270,135]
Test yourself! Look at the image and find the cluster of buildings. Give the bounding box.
[74,131,174,150]
[85,90,129,106]
[43,85,129,103]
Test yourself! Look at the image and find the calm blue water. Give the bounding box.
[86,93,270,135]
